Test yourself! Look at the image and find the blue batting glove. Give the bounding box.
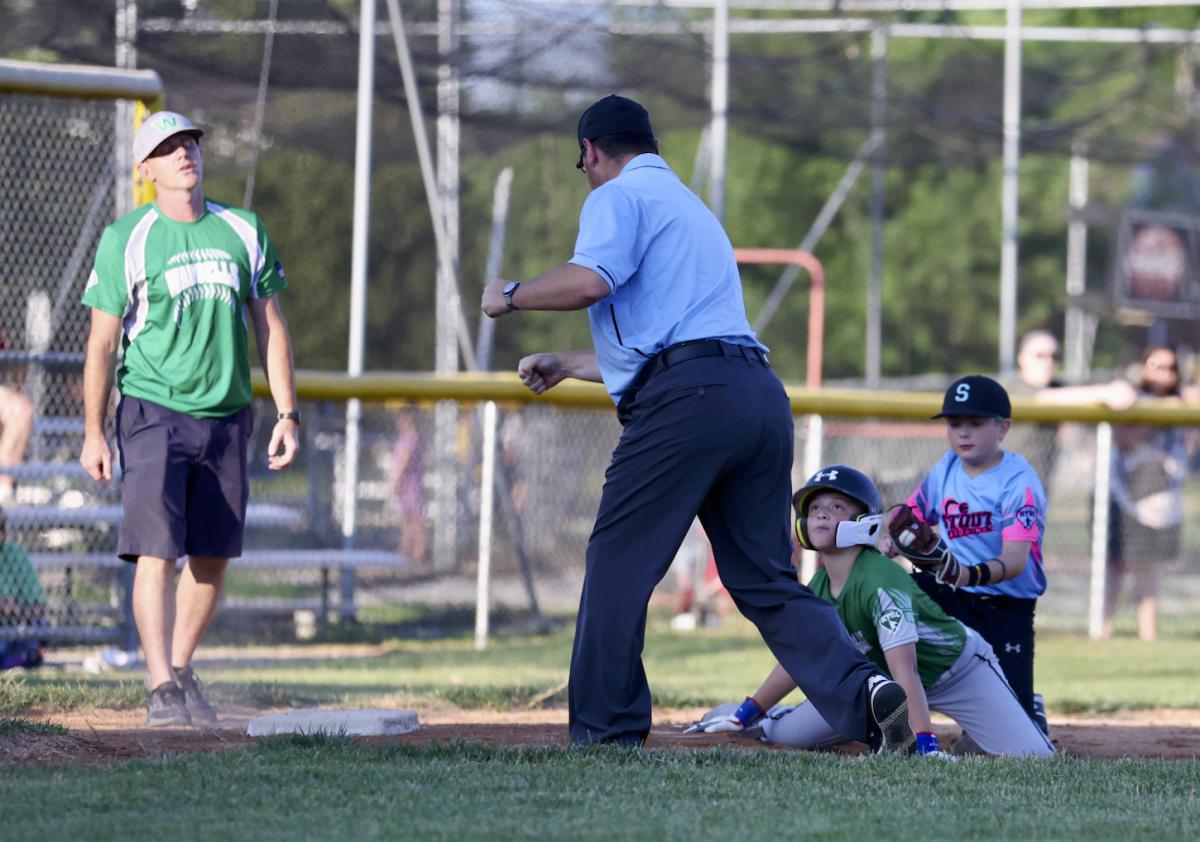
[699,697,766,734]
[733,696,765,727]
[915,731,943,756]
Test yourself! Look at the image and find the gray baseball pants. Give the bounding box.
[760,631,1055,757]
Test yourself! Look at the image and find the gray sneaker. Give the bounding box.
[146,681,191,727]
[172,665,218,724]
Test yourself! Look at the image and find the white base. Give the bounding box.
[247,708,420,737]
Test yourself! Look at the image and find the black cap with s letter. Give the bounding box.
[933,374,1012,419]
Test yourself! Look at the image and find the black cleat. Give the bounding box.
[865,675,915,754]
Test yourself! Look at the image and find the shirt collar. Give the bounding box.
[618,153,670,175]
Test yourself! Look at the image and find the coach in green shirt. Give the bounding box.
[80,111,300,726]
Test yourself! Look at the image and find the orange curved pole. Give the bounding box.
[732,248,825,389]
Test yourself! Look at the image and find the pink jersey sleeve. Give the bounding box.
[906,475,936,525]
[1001,485,1041,542]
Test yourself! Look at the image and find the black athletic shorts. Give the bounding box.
[115,395,252,563]
[913,571,1038,722]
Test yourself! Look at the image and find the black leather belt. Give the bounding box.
[645,339,766,381]
[617,339,768,422]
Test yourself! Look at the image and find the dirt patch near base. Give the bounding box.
[4,707,1197,767]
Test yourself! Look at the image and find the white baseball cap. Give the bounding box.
[133,111,204,163]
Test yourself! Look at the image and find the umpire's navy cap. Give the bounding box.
[933,374,1012,419]
[577,95,654,145]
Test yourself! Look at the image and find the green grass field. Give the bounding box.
[0,739,1195,841]
[4,613,1198,715]
[1,614,1198,840]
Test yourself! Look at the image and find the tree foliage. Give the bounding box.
[5,0,1200,378]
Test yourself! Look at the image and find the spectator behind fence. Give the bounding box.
[0,327,34,505]
[1046,343,1195,641]
[1003,331,1067,487]
[390,409,427,564]
[0,508,47,671]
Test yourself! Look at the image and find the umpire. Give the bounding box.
[482,94,912,749]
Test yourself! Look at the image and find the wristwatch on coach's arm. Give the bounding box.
[502,281,521,312]
[277,411,301,425]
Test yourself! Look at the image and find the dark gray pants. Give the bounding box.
[568,351,879,745]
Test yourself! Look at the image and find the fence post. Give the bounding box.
[475,400,498,650]
[1088,421,1113,639]
[339,397,360,623]
[799,414,825,583]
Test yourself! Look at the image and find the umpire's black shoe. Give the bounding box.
[146,680,191,727]
[864,675,915,754]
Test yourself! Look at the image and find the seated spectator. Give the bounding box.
[0,384,34,505]
[1045,343,1194,641]
[0,508,47,670]
[0,326,33,503]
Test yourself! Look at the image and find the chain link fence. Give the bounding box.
[17,386,1200,649]
[1,92,124,661]
[5,20,1200,662]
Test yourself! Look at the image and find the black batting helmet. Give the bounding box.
[792,465,884,550]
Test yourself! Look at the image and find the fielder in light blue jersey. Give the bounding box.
[899,374,1050,735]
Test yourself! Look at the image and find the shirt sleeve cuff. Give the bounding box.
[81,297,125,318]
[568,256,617,293]
[1001,524,1038,541]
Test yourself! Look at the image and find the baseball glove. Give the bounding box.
[886,504,962,587]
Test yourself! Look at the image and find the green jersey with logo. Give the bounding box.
[808,549,966,688]
[83,200,287,418]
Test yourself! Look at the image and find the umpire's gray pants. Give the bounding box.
[760,631,1055,757]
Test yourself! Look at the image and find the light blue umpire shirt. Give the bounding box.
[567,154,766,405]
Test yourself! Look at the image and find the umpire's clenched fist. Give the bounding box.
[517,353,566,395]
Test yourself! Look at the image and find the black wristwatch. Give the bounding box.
[502,281,521,311]
[277,411,301,425]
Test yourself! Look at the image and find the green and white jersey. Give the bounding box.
[808,549,966,688]
[83,199,287,418]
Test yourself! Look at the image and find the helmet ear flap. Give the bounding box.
[795,516,817,550]
[834,513,883,548]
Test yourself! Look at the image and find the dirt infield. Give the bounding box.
[3,706,1198,766]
